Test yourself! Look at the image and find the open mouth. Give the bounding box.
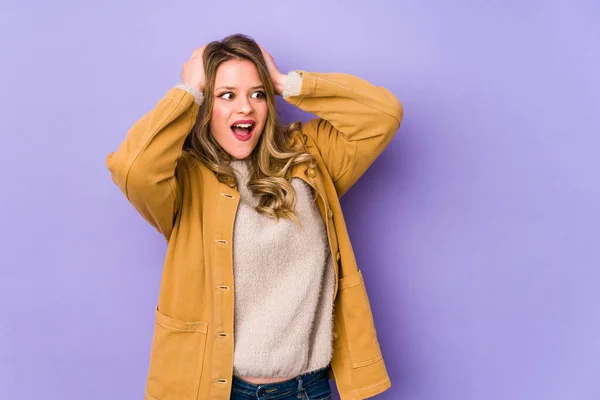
[231,122,256,141]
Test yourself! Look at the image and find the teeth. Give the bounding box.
[232,123,253,128]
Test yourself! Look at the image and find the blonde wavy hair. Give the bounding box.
[183,33,317,226]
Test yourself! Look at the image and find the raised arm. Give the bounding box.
[106,47,206,239]
[283,70,403,198]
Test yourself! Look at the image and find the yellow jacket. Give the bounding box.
[106,70,403,399]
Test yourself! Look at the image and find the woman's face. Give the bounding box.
[210,58,268,160]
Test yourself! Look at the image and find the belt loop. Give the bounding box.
[296,374,305,398]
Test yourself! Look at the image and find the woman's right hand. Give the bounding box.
[180,45,207,91]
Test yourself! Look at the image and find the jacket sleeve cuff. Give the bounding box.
[282,71,303,98]
[174,83,204,105]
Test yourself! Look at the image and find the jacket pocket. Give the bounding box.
[145,307,208,400]
[338,269,383,368]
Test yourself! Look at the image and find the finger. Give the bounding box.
[258,44,268,56]
[192,45,204,56]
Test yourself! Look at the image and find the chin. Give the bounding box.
[227,147,254,161]
[219,133,262,161]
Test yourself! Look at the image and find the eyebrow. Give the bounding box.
[215,85,265,91]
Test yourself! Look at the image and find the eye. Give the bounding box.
[251,91,266,99]
[219,92,234,100]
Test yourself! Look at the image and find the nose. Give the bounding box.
[236,95,253,114]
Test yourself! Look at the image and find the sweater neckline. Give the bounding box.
[229,158,252,179]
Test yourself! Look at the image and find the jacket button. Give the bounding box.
[328,209,333,218]
[336,252,341,261]
[333,331,340,341]
[306,167,317,178]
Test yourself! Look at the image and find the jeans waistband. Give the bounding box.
[231,367,328,397]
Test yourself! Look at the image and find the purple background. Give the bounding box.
[1,1,599,399]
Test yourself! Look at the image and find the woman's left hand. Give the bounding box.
[259,45,286,96]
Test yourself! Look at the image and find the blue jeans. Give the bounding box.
[230,367,332,400]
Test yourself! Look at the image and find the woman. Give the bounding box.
[107,34,403,400]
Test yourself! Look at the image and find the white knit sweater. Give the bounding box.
[229,158,335,378]
[176,72,335,377]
